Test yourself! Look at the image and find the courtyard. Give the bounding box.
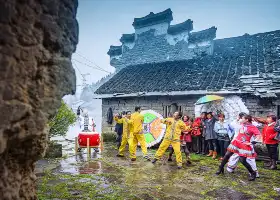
[36,141,280,200]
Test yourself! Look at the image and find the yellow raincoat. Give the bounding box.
[154,118,190,166]
[114,117,132,156]
[129,112,147,159]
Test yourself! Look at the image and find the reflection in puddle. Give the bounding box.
[79,161,102,174]
[52,150,102,175]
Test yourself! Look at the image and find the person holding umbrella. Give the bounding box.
[195,95,224,157]
[203,112,218,159]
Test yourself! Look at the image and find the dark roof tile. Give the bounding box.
[167,19,193,35]
[97,30,280,95]
[120,33,135,43]
[107,45,122,56]
[132,9,173,29]
[189,26,217,43]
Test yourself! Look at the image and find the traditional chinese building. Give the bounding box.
[94,8,280,134]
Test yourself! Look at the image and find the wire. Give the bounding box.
[72,62,85,80]
[72,59,111,74]
[75,52,106,71]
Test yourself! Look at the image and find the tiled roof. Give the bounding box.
[189,26,217,43]
[97,30,280,96]
[132,9,173,29]
[167,19,193,35]
[107,45,122,56]
[120,33,135,43]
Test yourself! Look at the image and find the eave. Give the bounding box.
[93,89,247,99]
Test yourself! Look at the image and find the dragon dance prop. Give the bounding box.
[140,110,166,148]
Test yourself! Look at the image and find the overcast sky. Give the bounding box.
[72,0,280,94]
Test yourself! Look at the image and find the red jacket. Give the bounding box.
[192,117,202,136]
[262,122,279,144]
[180,121,192,143]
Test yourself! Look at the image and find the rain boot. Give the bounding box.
[264,159,272,168]
[151,158,158,164]
[207,150,213,157]
[212,151,217,159]
[270,159,277,170]
[186,155,192,165]
[215,167,224,175]
[248,171,257,181]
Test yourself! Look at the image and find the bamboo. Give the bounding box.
[87,138,90,161]
[75,137,78,155]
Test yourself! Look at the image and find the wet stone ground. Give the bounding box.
[36,141,280,200]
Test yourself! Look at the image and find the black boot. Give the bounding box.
[152,158,158,164]
[270,159,277,170]
[248,171,257,181]
[215,167,224,175]
[167,158,172,162]
[264,159,272,168]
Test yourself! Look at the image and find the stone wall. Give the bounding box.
[0,0,78,199]
[101,95,280,133]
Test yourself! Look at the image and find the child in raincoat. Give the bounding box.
[152,111,191,169]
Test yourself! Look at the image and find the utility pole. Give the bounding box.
[81,73,90,88]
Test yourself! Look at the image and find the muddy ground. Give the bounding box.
[36,141,280,200]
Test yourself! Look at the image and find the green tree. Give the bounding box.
[49,101,76,138]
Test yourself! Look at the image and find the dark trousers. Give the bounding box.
[266,144,278,160]
[186,142,192,153]
[194,135,207,153]
[218,140,230,157]
[207,139,217,151]
[219,151,254,173]
[169,145,190,158]
[116,134,122,149]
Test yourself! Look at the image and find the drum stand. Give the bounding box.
[75,136,104,161]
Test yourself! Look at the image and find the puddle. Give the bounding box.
[36,142,280,200]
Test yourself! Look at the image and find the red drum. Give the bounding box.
[78,132,100,147]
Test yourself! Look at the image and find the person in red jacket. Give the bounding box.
[254,114,279,170]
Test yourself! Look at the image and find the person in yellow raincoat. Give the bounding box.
[129,106,149,161]
[152,111,191,169]
[114,111,133,157]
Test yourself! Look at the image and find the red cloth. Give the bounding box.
[227,122,260,158]
[262,122,279,144]
[192,117,202,136]
[181,121,192,143]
